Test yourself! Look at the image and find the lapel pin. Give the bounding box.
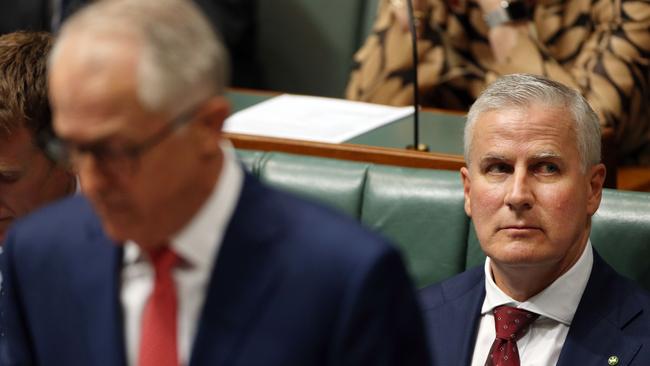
[608,355,619,365]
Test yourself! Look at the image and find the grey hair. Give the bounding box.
[51,0,229,114]
[464,74,601,170]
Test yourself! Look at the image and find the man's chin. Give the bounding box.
[0,223,10,245]
[97,215,134,244]
[485,240,551,266]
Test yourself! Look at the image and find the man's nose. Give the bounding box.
[504,169,534,211]
[76,156,112,195]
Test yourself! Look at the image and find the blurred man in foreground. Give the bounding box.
[1,1,430,365]
[420,74,650,365]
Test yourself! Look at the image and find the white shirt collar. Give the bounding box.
[481,240,594,325]
[123,140,244,272]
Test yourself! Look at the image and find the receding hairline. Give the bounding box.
[465,102,580,165]
[50,0,227,115]
[50,26,143,71]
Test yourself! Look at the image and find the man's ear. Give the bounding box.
[194,96,230,155]
[461,166,472,217]
[586,163,606,216]
[197,96,230,132]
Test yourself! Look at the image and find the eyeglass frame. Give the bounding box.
[39,103,203,176]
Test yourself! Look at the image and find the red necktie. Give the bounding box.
[138,247,179,366]
[485,305,539,366]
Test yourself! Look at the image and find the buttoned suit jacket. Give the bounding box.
[419,251,650,365]
[1,173,430,366]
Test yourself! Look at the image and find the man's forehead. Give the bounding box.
[50,34,148,140]
[52,34,140,77]
[478,150,563,163]
[472,106,576,151]
[0,127,38,163]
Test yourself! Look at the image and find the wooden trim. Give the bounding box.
[618,166,650,192]
[224,133,466,171]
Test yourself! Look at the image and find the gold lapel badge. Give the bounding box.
[608,355,619,366]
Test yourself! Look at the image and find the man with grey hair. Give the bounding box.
[420,74,650,365]
[0,1,431,365]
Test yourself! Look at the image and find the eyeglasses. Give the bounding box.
[39,105,200,176]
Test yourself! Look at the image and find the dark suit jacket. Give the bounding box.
[1,173,430,366]
[0,0,261,88]
[419,251,650,365]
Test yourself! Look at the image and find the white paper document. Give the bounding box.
[224,94,413,143]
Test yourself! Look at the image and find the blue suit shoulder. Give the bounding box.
[5,195,101,260]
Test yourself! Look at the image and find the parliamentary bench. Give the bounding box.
[236,149,650,291]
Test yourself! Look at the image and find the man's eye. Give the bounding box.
[76,144,114,160]
[485,163,511,174]
[0,172,21,183]
[535,162,559,174]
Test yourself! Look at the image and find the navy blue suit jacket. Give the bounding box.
[1,173,430,366]
[419,252,650,365]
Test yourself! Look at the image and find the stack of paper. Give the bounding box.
[224,94,413,143]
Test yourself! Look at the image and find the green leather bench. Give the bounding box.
[237,149,650,291]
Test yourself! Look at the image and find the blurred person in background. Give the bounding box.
[0,29,76,364]
[348,0,650,164]
[0,31,76,245]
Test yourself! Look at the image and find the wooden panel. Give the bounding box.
[618,166,650,192]
[225,133,466,171]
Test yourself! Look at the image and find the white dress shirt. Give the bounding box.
[470,241,594,366]
[121,142,244,366]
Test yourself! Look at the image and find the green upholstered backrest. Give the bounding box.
[591,190,650,289]
[361,166,469,287]
[256,0,366,97]
[257,152,370,218]
[236,149,650,291]
[235,149,265,174]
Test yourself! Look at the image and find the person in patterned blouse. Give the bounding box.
[347,0,650,164]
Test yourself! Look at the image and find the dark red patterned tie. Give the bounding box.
[138,247,179,366]
[485,305,539,366]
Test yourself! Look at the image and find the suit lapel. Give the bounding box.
[189,175,284,366]
[422,267,485,366]
[558,253,643,366]
[68,209,126,366]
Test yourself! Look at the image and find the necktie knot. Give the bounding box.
[493,305,539,341]
[148,247,179,276]
[485,306,539,366]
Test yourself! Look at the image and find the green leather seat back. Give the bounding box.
[591,189,650,291]
[257,152,369,218]
[256,0,366,97]
[235,149,265,174]
[465,222,484,270]
[361,165,470,287]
